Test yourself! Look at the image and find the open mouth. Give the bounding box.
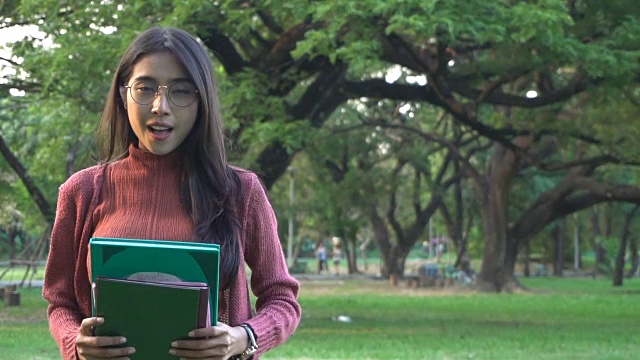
[148,125,174,139]
[149,125,173,134]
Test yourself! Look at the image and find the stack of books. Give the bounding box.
[89,238,220,359]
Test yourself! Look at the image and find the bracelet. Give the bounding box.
[231,324,258,360]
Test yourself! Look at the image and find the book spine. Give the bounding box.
[198,288,209,329]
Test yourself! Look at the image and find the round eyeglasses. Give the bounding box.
[125,80,199,107]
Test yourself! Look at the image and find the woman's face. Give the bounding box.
[122,52,199,156]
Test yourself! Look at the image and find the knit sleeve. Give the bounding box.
[42,169,98,360]
[241,173,301,356]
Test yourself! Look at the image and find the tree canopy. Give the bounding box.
[1,0,640,291]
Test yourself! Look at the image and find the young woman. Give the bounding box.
[43,27,301,360]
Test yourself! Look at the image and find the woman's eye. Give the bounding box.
[171,84,195,95]
[171,88,190,95]
[136,86,156,93]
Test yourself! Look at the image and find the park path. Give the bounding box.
[0,273,377,289]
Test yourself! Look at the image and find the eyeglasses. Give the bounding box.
[125,80,199,107]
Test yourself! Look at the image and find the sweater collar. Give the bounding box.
[127,143,185,168]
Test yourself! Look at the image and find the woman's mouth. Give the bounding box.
[148,125,174,140]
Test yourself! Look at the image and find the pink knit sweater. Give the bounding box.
[43,146,301,359]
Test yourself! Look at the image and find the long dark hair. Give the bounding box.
[97,27,241,289]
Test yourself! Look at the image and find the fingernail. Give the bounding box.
[169,349,176,355]
[188,331,195,337]
[120,337,127,344]
[171,341,178,347]
[128,347,136,354]
[96,317,104,324]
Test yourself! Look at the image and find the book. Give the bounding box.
[93,276,209,359]
[89,237,220,324]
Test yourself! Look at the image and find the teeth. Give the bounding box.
[150,125,170,131]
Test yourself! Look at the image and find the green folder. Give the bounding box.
[93,277,209,359]
[89,237,220,324]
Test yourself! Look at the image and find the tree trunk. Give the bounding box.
[383,245,412,279]
[613,234,628,286]
[551,220,565,276]
[573,214,582,270]
[439,167,470,268]
[613,206,638,286]
[344,237,358,274]
[590,207,611,275]
[475,141,524,292]
[626,236,639,278]
[0,135,54,222]
[368,204,392,277]
[523,241,531,277]
[368,203,416,278]
[476,194,509,292]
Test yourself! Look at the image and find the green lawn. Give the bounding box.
[1,277,639,359]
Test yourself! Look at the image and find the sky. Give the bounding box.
[0,25,46,96]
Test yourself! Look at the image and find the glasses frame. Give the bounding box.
[124,81,199,107]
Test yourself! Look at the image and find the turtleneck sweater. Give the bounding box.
[91,145,193,243]
[43,145,301,360]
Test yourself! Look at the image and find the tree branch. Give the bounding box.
[0,56,20,67]
[450,72,589,108]
[0,135,54,222]
[198,28,247,74]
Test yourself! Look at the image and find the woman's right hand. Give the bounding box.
[76,317,136,360]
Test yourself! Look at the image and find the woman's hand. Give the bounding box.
[169,322,248,360]
[76,317,136,360]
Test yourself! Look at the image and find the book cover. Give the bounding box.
[89,237,220,324]
[93,277,209,359]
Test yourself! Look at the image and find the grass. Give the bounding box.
[1,276,639,359]
[0,265,45,283]
[263,277,640,359]
[0,287,58,359]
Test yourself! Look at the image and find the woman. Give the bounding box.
[43,27,301,360]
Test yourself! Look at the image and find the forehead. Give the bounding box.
[129,52,191,83]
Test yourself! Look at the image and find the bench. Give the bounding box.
[405,275,420,288]
[534,264,548,276]
[289,261,308,274]
[1,285,20,306]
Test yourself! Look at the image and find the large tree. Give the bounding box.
[2,1,640,291]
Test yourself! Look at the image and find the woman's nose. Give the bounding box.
[152,86,171,114]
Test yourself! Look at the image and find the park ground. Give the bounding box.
[1,263,639,360]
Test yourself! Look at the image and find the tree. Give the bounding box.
[2,1,640,292]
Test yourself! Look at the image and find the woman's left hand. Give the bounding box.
[169,322,248,359]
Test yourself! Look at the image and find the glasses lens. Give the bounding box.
[128,80,198,107]
[168,81,198,107]
[130,81,157,105]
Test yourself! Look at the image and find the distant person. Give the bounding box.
[315,242,328,274]
[421,240,429,255]
[457,255,475,285]
[332,245,343,276]
[42,27,300,360]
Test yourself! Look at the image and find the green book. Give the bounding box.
[93,277,209,359]
[89,237,220,324]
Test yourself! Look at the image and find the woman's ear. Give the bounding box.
[119,86,128,109]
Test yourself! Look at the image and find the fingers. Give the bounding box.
[79,317,103,336]
[170,344,227,359]
[187,325,228,339]
[170,337,226,359]
[171,324,235,359]
[76,317,136,360]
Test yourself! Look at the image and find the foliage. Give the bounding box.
[1,1,640,284]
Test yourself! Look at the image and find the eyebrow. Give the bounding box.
[131,76,193,83]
